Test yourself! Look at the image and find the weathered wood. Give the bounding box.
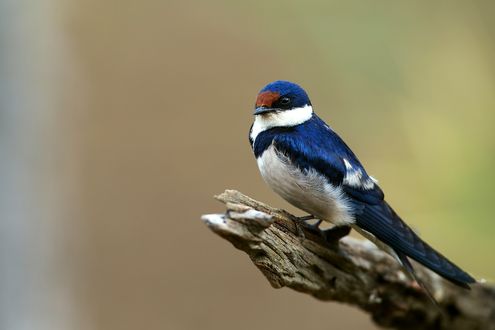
[202,190,495,330]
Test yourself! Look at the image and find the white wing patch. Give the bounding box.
[343,158,376,190]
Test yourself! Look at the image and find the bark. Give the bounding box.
[202,190,495,330]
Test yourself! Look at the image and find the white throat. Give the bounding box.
[250,105,313,143]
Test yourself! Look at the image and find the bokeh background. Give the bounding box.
[1,1,495,329]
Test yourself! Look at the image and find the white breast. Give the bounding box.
[257,145,354,226]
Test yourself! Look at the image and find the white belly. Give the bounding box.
[257,145,354,226]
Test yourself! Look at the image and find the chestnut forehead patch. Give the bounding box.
[256,91,280,107]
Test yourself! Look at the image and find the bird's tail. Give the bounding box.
[390,217,476,289]
[355,201,476,289]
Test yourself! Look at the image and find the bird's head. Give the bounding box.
[254,80,311,115]
[250,81,314,141]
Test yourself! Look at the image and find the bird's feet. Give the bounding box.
[296,215,316,222]
[293,215,322,231]
[291,215,350,243]
[290,214,316,239]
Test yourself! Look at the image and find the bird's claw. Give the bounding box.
[290,214,316,239]
[291,215,351,243]
[296,215,315,222]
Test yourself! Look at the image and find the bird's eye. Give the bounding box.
[280,97,291,105]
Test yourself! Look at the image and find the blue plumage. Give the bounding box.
[250,80,475,289]
[253,114,385,204]
[258,80,312,109]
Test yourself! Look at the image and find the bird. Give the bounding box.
[248,80,475,293]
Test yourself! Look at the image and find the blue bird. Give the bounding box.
[249,80,475,292]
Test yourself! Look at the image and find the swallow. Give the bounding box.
[249,80,475,292]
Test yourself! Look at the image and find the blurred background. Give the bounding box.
[1,1,495,329]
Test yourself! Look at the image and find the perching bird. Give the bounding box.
[249,80,475,292]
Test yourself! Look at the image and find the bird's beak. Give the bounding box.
[253,107,276,115]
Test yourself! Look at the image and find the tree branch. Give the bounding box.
[202,190,495,330]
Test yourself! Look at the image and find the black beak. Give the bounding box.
[254,107,276,115]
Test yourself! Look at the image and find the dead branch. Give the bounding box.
[201,190,495,330]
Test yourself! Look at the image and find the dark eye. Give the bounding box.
[280,97,291,105]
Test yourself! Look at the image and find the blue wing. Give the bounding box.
[263,115,384,195]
